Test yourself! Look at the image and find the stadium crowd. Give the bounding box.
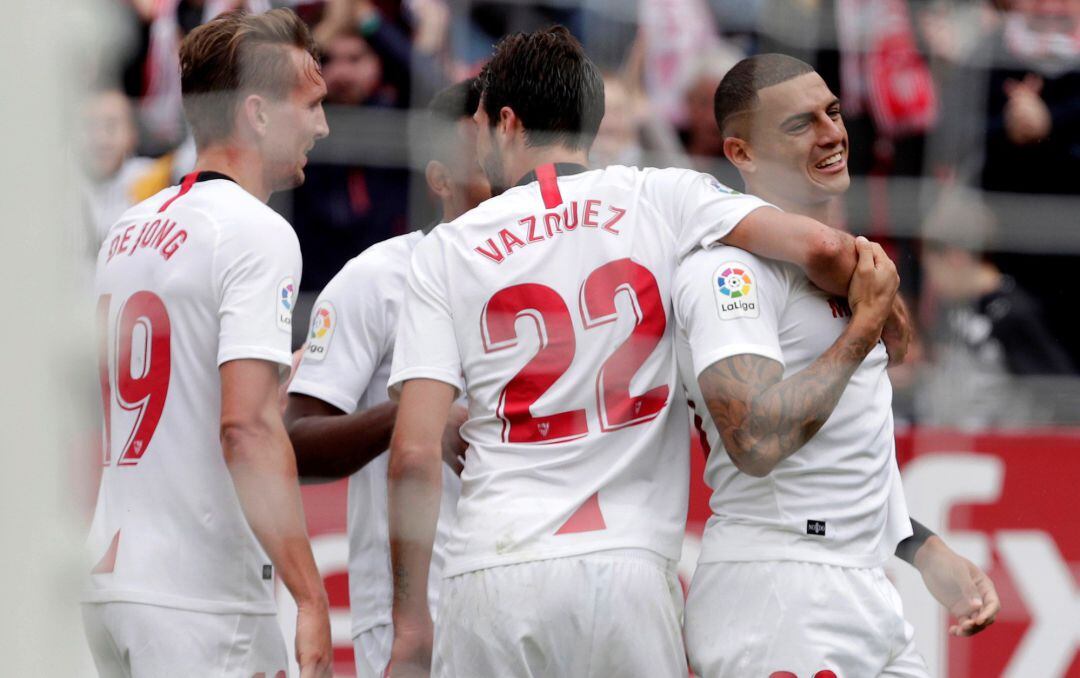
[81,0,1080,429]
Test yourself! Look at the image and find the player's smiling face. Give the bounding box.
[748,72,849,205]
[264,47,329,191]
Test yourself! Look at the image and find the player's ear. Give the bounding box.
[498,106,523,145]
[426,160,452,200]
[723,136,754,173]
[241,94,269,138]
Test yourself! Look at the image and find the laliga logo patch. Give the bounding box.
[305,301,336,362]
[277,277,296,331]
[713,262,759,320]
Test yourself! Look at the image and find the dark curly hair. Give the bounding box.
[478,26,604,151]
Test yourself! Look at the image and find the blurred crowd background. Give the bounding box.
[78,0,1080,430]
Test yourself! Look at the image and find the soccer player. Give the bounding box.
[383,28,896,678]
[677,54,997,677]
[83,10,332,678]
[283,79,490,678]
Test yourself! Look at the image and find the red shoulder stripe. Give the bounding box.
[157,172,199,213]
[536,163,563,209]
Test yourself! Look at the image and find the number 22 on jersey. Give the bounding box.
[97,291,172,466]
[481,258,669,444]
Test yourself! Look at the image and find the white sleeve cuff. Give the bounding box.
[386,367,465,402]
[694,343,785,379]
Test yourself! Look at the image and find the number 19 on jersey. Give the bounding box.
[96,291,172,466]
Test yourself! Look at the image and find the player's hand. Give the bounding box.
[441,403,468,476]
[847,237,898,340]
[387,618,434,678]
[295,598,333,678]
[915,536,1001,637]
[881,296,912,366]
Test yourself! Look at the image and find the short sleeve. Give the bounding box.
[640,168,774,259]
[214,215,302,368]
[387,235,464,400]
[673,246,791,378]
[287,258,391,413]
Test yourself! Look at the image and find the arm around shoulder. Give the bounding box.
[722,208,856,297]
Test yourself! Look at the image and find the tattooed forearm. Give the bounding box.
[698,326,877,477]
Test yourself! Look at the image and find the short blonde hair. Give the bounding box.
[179,8,316,148]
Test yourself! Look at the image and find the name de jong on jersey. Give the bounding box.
[87,174,300,614]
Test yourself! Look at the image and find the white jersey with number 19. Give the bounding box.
[85,173,301,614]
[388,164,770,577]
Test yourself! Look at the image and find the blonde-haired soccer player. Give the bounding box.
[83,9,332,677]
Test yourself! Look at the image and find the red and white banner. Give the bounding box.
[285,429,1080,677]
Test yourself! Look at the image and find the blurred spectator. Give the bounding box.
[678,45,744,184]
[638,0,723,125]
[917,1,1002,185]
[274,23,410,348]
[322,28,395,107]
[79,90,171,249]
[981,0,1080,195]
[316,0,452,106]
[919,1,999,66]
[975,0,1080,367]
[918,189,1075,428]
[592,73,689,170]
[681,64,725,161]
[593,74,643,168]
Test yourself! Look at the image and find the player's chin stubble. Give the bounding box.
[483,152,508,197]
[480,129,509,196]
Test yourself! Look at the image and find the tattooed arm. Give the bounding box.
[700,328,877,476]
[698,237,898,477]
[387,378,455,677]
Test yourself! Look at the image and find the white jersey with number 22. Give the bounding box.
[389,164,769,576]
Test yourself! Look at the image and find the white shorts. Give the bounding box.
[353,624,392,678]
[81,602,288,678]
[433,550,686,678]
[684,561,929,678]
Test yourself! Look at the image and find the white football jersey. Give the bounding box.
[287,232,460,638]
[674,246,912,568]
[86,173,301,614]
[389,164,769,576]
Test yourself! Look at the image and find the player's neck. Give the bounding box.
[193,145,273,203]
[507,146,590,187]
[441,199,464,222]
